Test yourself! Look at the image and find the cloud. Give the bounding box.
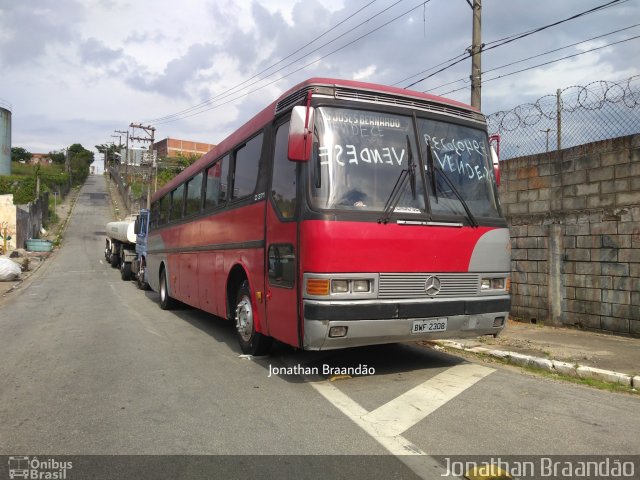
[0,0,85,67]
[79,38,124,67]
[123,43,220,98]
[3,0,639,157]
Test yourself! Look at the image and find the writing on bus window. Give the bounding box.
[318,144,406,167]
[326,113,406,139]
[423,134,489,182]
[424,134,487,158]
[328,113,403,129]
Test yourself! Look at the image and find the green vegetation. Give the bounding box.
[108,152,202,207]
[0,144,94,204]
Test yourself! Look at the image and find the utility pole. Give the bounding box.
[129,123,156,209]
[114,129,129,176]
[468,0,482,110]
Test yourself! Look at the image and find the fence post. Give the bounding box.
[547,223,565,326]
[556,88,562,151]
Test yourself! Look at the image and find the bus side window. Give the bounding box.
[158,195,170,225]
[185,172,204,217]
[170,184,184,221]
[232,133,263,200]
[271,121,296,219]
[204,155,229,209]
[150,202,158,228]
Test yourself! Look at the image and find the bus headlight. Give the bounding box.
[480,276,509,293]
[331,280,349,293]
[352,279,371,293]
[304,274,377,299]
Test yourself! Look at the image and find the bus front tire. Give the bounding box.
[159,269,176,310]
[235,281,272,356]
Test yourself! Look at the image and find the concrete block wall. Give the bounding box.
[498,134,640,335]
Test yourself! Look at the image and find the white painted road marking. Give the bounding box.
[362,364,494,437]
[310,363,495,479]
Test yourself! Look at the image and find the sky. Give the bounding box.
[1,0,638,171]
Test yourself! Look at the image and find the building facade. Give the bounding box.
[153,138,215,159]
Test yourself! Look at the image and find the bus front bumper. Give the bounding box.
[302,297,510,351]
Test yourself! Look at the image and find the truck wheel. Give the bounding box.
[110,253,120,268]
[159,269,176,310]
[234,281,272,356]
[120,261,132,281]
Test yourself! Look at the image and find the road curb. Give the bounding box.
[435,340,637,389]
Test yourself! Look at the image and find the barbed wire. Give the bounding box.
[487,75,640,159]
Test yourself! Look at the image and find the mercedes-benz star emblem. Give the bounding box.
[424,275,441,296]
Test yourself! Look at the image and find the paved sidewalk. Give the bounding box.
[435,319,640,389]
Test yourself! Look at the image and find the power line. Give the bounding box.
[436,34,640,97]
[152,0,431,125]
[147,0,379,123]
[424,23,640,93]
[403,0,627,89]
[148,0,413,124]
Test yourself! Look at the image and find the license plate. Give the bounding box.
[411,318,448,334]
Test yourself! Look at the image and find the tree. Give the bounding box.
[67,144,94,185]
[95,143,121,167]
[48,150,66,164]
[11,147,32,162]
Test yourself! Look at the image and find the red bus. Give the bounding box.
[147,78,511,355]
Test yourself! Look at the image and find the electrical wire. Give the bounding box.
[151,0,431,125]
[147,0,410,124]
[403,0,627,89]
[436,34,640,97]
[147,0,379,123]
[424,23,640,93]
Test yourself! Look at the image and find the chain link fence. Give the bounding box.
[487,75,640,160]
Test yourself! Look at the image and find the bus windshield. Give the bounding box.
[309,106,501,220]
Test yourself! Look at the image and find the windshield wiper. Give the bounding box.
[425,139,437,202]
[426,140,479,228]
[378,135,416,224]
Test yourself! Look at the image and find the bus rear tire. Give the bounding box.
[235,281,272,356]
[159,269,176,310]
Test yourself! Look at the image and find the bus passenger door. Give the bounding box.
[265,121,300,347]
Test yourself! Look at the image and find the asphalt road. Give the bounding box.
[1,176,639,479]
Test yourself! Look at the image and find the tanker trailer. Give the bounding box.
[105,214,137,280]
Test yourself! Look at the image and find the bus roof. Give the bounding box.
[152,77,478,202]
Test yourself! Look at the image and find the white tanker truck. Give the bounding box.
[105,210,150,287]
[105,215,137,280]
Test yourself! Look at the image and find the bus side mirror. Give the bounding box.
[288,105,315,162]
[491,145,500,187]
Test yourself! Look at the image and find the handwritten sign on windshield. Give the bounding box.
[424,134,490,182]
[319,145,406,167]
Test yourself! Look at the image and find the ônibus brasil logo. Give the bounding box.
[8,456,72,480]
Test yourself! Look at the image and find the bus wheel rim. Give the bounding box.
[236,295,253,342]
